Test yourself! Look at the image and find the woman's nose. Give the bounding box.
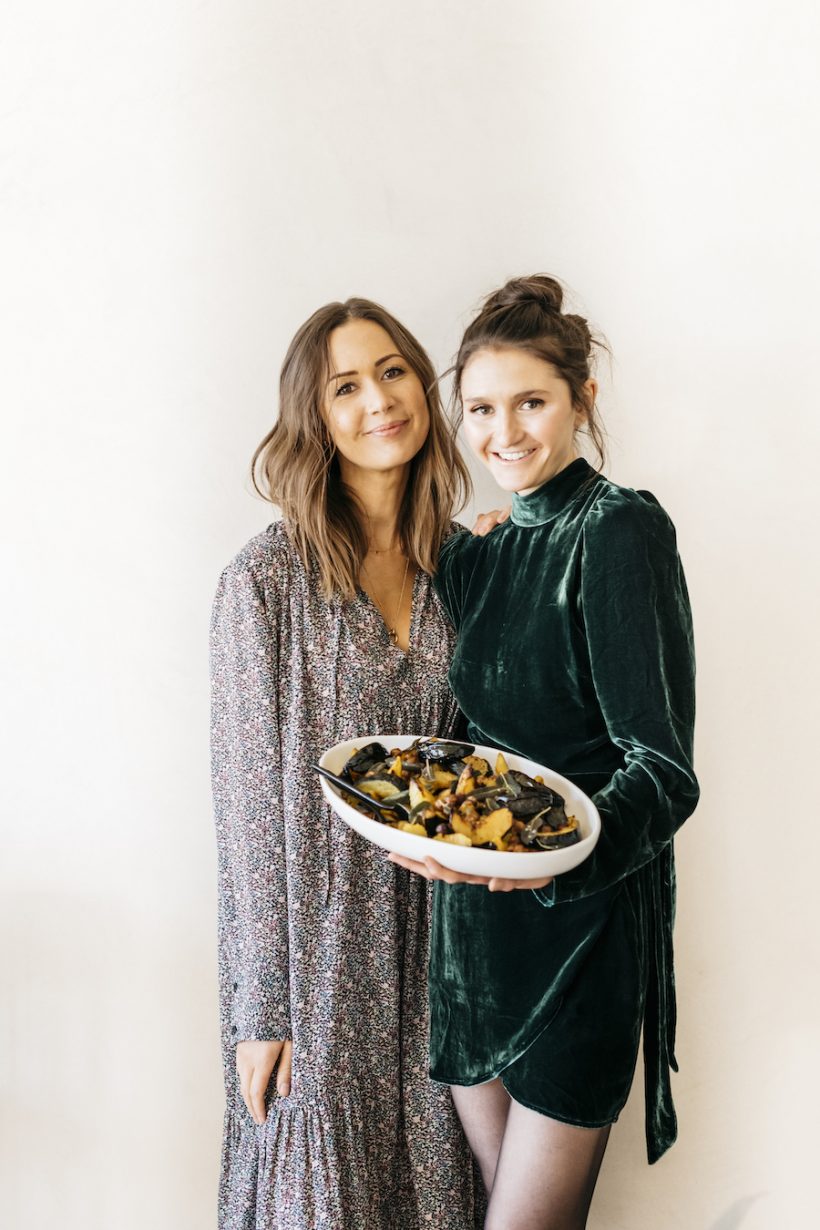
[363,380,392,414]
[491,410,523,446]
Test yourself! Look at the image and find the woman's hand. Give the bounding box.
[236,1039,292,1125]
[388,851,553,893]
[471,507,511,536]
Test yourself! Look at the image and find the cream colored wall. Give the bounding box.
[2,2,818,1227]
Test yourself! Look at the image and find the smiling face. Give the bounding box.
[460,346,595,495]
[323,319,430,482]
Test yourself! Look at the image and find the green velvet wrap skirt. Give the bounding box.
[429,459,699,1164]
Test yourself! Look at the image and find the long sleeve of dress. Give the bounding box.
[210,559,291,1040]
[540,491,699,906]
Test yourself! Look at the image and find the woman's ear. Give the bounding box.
[576,378,597,424]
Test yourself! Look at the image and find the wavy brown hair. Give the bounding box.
[252,298,472,600]
[453,275,608,470]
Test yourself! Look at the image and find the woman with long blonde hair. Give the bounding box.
[210,297,482,1228]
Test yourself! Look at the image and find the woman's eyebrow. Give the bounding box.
[327,354,404,385]
[463,388,548,404]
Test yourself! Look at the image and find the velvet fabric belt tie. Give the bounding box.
[630,846,679,1163]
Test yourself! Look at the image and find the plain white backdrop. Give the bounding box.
[2,2,818,1227]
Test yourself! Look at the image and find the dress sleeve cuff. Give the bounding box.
[231,978,290,1042]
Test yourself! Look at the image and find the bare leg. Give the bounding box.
[450,1079,512,1194]
[485,1098,611,1230]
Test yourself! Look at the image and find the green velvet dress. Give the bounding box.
[430,457,699,1164]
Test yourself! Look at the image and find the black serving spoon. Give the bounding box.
[311,763,410,819]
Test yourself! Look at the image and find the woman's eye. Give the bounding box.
[383,365,405,379]
[335,382,355,397]
[468,404,493,416]
[521,398,544,410]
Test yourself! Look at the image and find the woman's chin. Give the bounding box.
[342,440,426,479]
[486,453,574,495]
[487,462,539,493]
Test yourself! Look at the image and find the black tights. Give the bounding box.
[451,1079,611,1230]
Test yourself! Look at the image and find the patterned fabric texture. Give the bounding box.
[210,521,481,1229]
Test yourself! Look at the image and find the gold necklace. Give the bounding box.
[361,554,410,645]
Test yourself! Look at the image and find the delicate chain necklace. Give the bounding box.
[361,554,410,645]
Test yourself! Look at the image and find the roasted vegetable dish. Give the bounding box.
[337,738,580,851]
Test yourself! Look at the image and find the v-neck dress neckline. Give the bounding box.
[355,565,422,658]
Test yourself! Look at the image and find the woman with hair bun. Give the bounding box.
[210,298,484,1228]
[391,276,699,1229]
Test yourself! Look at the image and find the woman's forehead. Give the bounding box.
[461,346,562,394]
[327,318,398,369]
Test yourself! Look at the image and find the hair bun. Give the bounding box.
[484,275,564,316]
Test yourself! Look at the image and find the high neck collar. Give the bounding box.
[510,457,596,527]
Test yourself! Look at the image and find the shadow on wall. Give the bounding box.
[708,1194,766,1230]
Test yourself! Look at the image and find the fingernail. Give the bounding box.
[278,1082,290,1097]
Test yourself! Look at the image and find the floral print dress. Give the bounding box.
[210,522,481,1230]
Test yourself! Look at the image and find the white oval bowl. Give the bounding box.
[318,734,600,881]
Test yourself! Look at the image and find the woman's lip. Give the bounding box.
[367,419,409,437]
[490,448,535,463]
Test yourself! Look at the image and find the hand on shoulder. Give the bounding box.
[471,507,511,537]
